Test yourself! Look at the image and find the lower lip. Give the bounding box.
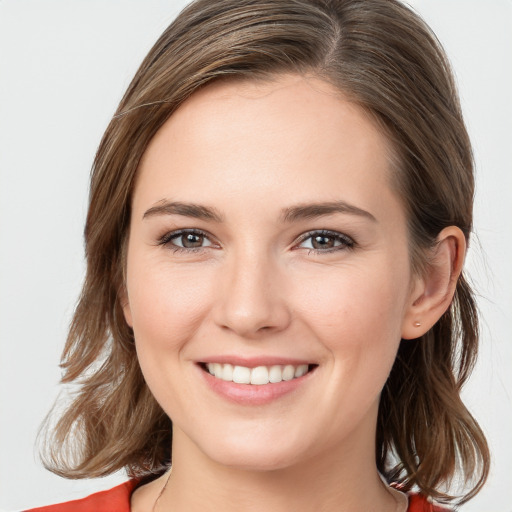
[198,365,316,405]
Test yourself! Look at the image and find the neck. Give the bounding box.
[152,426,398,512]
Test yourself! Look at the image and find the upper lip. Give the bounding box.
[197,355,316,368]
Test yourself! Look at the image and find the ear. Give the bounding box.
[119,284,133,328]
[401,226,466,340]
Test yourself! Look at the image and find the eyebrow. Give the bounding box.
[143,201,224,222]
[142,199,376,223]
[281,201,377,223]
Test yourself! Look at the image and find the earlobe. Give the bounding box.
[123,303,133,328]
[401,226,466,340]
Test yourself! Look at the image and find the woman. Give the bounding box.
[28,0,489,510]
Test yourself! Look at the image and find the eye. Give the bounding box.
[159,229,214,251]
[296,230,354,252]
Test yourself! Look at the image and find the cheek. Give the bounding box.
[126,261,217,416]
[295,262,408,394]
[125,255,216,389]
[128,261,211,337]
[296,262,408,343]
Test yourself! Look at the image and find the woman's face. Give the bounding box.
[123,74,421,471]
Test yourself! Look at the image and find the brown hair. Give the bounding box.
[41,0,489,504]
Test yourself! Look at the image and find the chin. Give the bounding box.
[214,449,302,472]
[195,430,307,472]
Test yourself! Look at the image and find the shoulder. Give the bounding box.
[407,492,452,512]
[24,480,138,512]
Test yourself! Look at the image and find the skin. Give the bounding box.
[124,74,465,512]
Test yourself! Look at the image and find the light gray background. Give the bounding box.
[0,1,510,510]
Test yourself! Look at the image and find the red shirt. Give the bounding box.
[25,480,449,511]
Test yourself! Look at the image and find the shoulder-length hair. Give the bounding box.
[41,0,489,505]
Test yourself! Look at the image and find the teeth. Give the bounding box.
[206,363,309,385]
[221,363,233,381]
[269,365,282,383]
[213,363,223,378]
[250,366,269,385]
[232,365,251,384]
[294,364,308,378]
[282,365,295,381]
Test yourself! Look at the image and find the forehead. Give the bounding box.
[148,74,391,158]
[134,74,400,223]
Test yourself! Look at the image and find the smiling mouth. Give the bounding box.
[200,362,317,385]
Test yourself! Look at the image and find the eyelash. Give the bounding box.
[157,229,355,254]
[295,230,355,253]
[158,229,215,253]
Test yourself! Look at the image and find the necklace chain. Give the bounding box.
[152,469,172,512]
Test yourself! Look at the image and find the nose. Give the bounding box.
[213,250,292,338]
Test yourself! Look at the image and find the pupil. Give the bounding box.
[183,233,203,248]
[313,235,333,249]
